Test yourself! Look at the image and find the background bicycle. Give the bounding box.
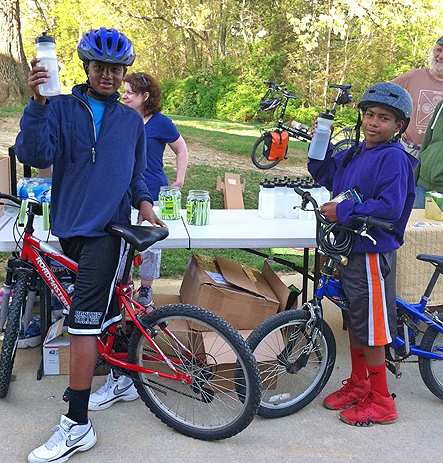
[0,192,261,440]
[246,187,443,418]
[251,81,354,170]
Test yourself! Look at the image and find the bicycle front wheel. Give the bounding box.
[251,134,281,169]
[332,138,354,155]
[0,271,28,398]
[246,309,336,418]
[418,326,443,401]
[128,304,261,440]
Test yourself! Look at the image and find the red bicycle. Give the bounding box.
[0,193,261,440]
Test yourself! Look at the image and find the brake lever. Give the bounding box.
[359,227,377,246]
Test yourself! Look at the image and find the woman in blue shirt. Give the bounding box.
[122,73,188,305]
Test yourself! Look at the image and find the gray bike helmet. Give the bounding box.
[358,82,413,121]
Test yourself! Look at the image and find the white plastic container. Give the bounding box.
[274,180,286,218]
[308,112,333,161]
[320,186,331,205]
[311,183,323,208]
[284,181,299,219]
[261,182,275,220]
[258,181,264,217]
[35,32,61,96]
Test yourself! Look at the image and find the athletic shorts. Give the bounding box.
[339,251,397,347]
[59,235,122,335]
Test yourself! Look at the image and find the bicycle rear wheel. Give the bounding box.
[332,138,354,155]
[418,326,443,401]
[0,271,28,398]
[246,309,336,418]
[127,304,261,440]
[251,134,281,169]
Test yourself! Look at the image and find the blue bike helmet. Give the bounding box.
[77,27,136,66]
[358,82,413,121]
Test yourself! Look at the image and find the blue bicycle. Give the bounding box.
[247,186,443,418]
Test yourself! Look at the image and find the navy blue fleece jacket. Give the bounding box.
[15,84,152,238]
[308,141,419,253]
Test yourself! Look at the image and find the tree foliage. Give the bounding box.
[17,0,443,123]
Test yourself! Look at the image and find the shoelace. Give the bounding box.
[45,425,67,450]
[94,373,116,396]
[350,391,372,411]
[138,286,151,298]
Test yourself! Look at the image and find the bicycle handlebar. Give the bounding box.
[0,192,21,206]
[293,187,394,231]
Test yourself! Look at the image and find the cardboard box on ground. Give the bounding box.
[179,253,291,330]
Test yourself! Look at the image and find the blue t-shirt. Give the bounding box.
[143,112,180,201]
[86,96,106,138]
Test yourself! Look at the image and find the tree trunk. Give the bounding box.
[0,0,30,106]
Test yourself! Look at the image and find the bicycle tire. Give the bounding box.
[418,326,443,401]
[0,271,28,398]
[251,134,281,170]
[127,304,261,440]
[332,138,355,155]
[246,309,336,418]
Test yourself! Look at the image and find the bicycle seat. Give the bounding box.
[417,254,443,269]
[105,223,169,251]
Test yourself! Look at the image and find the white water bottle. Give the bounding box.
[312,183,323,208]
[35,32,61,96]
[308,112,333,161]
[274,180,286,218]
[258,181,264,217]
[261,182,275,220]
[284,181,299,219]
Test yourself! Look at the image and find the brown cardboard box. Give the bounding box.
[38,167,52,178]
[196,330,278,392]
[216,173,245,209]
[179,254,289,330]
[0,156,11,217]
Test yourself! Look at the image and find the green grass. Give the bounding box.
[0,106,25,117]
[167,114,309,161]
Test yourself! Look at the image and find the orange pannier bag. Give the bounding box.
[263,131,289,161]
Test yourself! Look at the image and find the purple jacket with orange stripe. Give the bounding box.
[308,140,419,254]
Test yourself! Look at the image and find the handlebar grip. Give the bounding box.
[0,193,21,205]
[293,186,306,197]
[352,216,394,231]
[366,217,394,231]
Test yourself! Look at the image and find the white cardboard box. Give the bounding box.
[43,317,70,375]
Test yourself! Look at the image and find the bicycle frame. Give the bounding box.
[16,220,194,385]
[313,262,443,361]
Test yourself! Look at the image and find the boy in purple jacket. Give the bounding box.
[309,82,418,426]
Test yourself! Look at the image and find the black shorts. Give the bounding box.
[59,235,122,335]
[339,251,397,346]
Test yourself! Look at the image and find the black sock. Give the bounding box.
[66,388,91,425]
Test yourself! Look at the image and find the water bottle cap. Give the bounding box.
[36,32,56,44]
[312,182,322,188]
[303,184,313,189]
[318,112,334,120]
[276,180,286,187]
[288,181,297,188]
[263,182,275,188]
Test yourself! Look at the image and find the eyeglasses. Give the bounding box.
[139,74,148,87]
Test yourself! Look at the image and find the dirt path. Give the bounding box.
[1,115,308,177]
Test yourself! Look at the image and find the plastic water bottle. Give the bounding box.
[308,112,334,161]
[261,182,275,220]
[274,180,286,218]
[35,32,61,96]
[312,183,323,208]
[320,185,331,205]
[284,181,299,219]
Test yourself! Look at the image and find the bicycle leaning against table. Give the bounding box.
[0,193,261,440]
[246,186,443,418]
[251,81,354,170]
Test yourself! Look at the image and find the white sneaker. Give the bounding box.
[28,415,96,463]
[88,371,139,411]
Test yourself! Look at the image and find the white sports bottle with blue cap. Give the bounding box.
[308,112,334,161]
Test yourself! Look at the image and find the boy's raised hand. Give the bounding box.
[320,201,338,222]
[27,58,49,105]
[137,200,167,228]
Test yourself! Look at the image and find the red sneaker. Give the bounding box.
[323,373,370,410]
[339,390,398,426]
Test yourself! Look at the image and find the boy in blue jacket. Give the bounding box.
[309,82,418,426]
[15,28,165,462]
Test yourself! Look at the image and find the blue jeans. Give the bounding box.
[415,184,427,209]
